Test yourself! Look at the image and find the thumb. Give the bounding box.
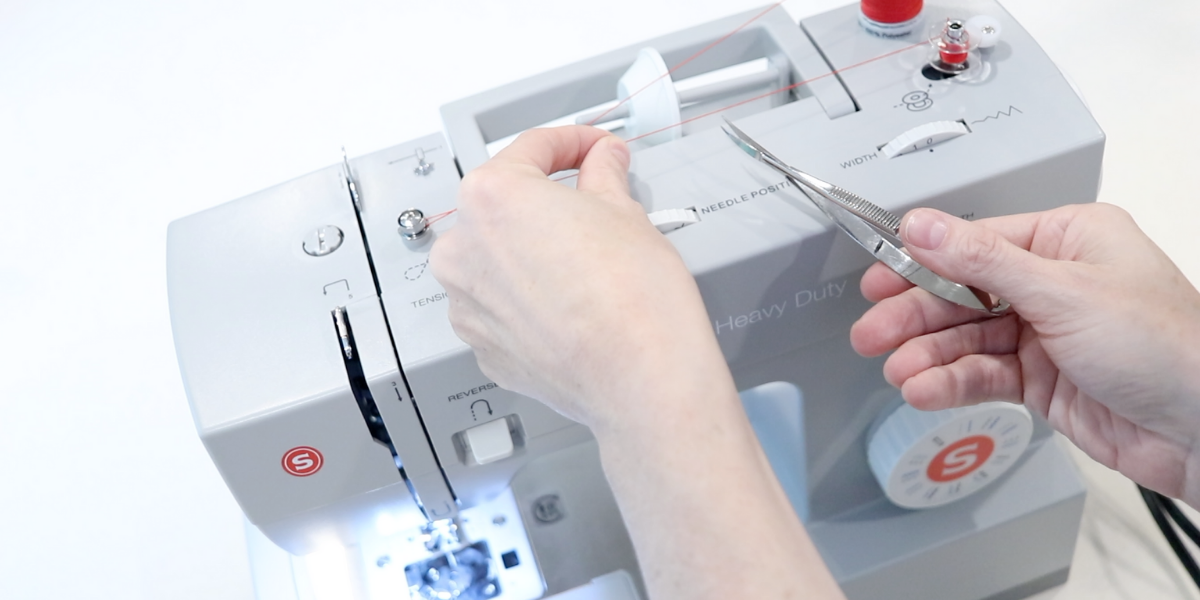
[901,208,1061,311]
[575,134,631,200]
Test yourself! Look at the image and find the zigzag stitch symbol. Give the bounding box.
[971,106,1023,124]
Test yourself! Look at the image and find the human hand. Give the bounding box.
[433,126,844,600]
[430,126,732,436]
[851,204,1200,505]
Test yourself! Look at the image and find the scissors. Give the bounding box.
[721,118,1008,316]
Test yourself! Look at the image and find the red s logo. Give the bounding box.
[282,446,324,477]
[927,435,994,483]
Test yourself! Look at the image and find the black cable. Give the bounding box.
[1138,484,1200,590]
[1156,490,1200,548]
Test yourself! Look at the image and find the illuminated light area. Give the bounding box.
[302,542,370,600]
[376,511,415,538]
[356,490,545,600]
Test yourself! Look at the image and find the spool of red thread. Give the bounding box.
[935,19,971,70]
[861,0,923,25]
[939,45,969,65]
[859,0,923,36]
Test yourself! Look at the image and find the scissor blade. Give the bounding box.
[721,119,777,163]
[723,118,900,234]
[721,126,760,160]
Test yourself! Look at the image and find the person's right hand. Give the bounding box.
[850,203,1200,506]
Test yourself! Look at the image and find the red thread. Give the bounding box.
[425,208,457,226]
[939,46,969,65]
[547,40,926,184]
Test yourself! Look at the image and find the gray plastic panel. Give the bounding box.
[442,5,854,172]
[166,165,423,554]
[167,165,373,430]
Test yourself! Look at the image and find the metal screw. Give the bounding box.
[492,515,506,526]
[532,494,565,524]
[302,225,344,256]
[398,209,428,240]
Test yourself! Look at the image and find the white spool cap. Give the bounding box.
[867,400,1033,509]
[617,48,682,147]
[965,15,1002,49]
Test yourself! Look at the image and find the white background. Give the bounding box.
[2,0,1199,598]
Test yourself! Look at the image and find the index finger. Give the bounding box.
[491,125,617,176]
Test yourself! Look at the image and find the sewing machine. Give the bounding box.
[166,1,1103,598]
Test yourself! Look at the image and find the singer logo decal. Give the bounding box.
[282,446,324,477]
[927,435,994,483]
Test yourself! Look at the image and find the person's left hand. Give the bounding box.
[430,126,729,436]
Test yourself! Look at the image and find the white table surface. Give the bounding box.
[2,1,1198,598]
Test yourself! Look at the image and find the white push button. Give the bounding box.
[465,419,514,465]
[647,208,700,233]
[882,120,970,158]
[966,15,1003,49]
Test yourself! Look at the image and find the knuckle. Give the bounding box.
[459,167,509,206]
[1092,202,1134,226]
[428,234,464,284]
[1064,202,1133,232]
[931,328,964,366]
[955,229,1006,276]
[1090,202,1129,219]
[516,127,553,146]
[975,362,998,402]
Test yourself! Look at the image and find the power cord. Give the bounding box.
[1138,484,1200,590]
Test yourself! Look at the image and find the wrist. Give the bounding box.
[1172,309,1200,507]
[586,336,741,447]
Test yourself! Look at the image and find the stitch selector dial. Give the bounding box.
[882,120,969,158]
[867,400,1033,509]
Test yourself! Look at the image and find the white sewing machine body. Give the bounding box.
[167,2,1103,599]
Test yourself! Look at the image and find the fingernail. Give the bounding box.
[609,137,630,163]
[905,209,948,250]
